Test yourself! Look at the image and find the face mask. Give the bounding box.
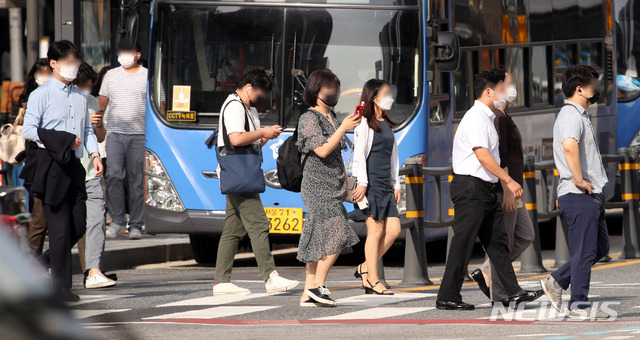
[586,89,600,104]
[80,88,91,97]
[35,75,52,86]
[375,95,394,111]
[319,92,339,107]
[55,61,79,82]
[491,89,507,109]
[118,53,137,68]
[506,85,518,103]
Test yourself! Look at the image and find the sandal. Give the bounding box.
[354,263,368,288]
[365,279,394,295]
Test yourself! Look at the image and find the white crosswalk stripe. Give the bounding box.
[73,309,131,319]
[334,293,436,306]
[156,293,272,307]
[143,306,280,320]
[314,307,435,320]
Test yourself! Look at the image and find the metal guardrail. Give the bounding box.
[397,148,640,283]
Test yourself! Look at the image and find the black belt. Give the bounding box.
[453,174,496,189]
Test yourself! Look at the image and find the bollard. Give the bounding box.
[619,147,640,259]
[400,159,432,286]
[519,154,547,273]
[553,168,571,267]
[377,257,388,288]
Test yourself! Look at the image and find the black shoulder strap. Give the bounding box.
[220,98,251,150]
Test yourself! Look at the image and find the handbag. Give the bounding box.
[215,98,265,194]
[344,135,358,203]
[0,119,25,165]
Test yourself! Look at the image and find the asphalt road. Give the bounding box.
[69,241,640,340]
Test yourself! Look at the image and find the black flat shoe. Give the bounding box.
[509,290,544,306]
[470,268,490,299]
[56,288,80,303]
[435,299,474,310]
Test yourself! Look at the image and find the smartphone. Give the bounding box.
[357,196,369,210]
[516,199,524,209]
[354,101,365,118]
[278,127,284,131]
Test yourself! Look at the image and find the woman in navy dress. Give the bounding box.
[351,79,402,295]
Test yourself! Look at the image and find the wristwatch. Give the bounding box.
[92,154,101,161]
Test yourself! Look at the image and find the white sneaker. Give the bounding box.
[129,228,142,240]
[106,224,127,239]
[540,274,563,312]
[212,283,251,296]
[265,270,299,294]
[85,273,117,289]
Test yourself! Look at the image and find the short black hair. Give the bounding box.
[473,69,505,99]
[75,62,98,86]
[303,69,341,107]
[562,65,599,98]
[47,40,81,62]
[236,69,272,92]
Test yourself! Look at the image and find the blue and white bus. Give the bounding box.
[143,0,618,262]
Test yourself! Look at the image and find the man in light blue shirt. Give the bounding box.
[22,40,103,302]
[540,65,610,318]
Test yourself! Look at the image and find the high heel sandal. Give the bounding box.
[354,264,368,288]
[364,279,394,295]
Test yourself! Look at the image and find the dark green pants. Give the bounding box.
[214,193,276,283]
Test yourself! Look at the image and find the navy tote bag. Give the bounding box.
[215,99,265,194]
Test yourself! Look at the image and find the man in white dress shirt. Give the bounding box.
[436,70,541,310]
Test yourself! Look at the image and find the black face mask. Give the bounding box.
[587,89,600,104]
[250,96,267,107]
[319,92,339,107]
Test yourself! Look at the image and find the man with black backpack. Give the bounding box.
[213,69,299,296]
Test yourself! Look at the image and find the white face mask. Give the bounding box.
[375,95,394,111]
[506,85,518,103]
[118,53,137,68]
[55,61,79,82]
[492,91,507,109]
[35,75,52,86]
[80,88,91,97]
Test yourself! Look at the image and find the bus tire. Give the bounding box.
[189,234,220,264]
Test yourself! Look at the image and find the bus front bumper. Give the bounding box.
[144,206,227,234]
[145,205,415,240]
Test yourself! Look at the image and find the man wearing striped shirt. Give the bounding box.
[99,43,147,240]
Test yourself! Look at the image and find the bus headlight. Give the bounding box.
[145,149,185,212]
[397,175,407,215]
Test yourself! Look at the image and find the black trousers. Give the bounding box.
[38,163,87,290]
[437,175,525,302]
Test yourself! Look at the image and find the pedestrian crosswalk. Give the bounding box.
[68,281,609,324]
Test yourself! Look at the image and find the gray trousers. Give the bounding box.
[84,177,106,270]
[480,192,535,301]
[105,132,145,230]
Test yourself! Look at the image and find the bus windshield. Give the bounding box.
[615,0,640,101]
[149,2,420,129]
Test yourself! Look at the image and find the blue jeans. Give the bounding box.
[552,193,609,309]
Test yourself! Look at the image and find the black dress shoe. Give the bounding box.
[436,299,475,310]
[56,288,80,303]
[470,269,490,299]
[509,290,544,306]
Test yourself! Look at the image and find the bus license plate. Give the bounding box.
[265,207,303,234]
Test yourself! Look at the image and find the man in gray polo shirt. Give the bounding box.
[540,65,610,318]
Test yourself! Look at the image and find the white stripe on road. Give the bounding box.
[69,295,134,306]
[143,306,280,320]
[156,293,273,307]
[314,307,435,320]
[335,293,436,306]
[73,309,130,319]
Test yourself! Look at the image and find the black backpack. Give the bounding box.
[277,125,308,192]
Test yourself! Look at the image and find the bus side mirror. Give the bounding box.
[433,31,460,72]
[117,10,139,50]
